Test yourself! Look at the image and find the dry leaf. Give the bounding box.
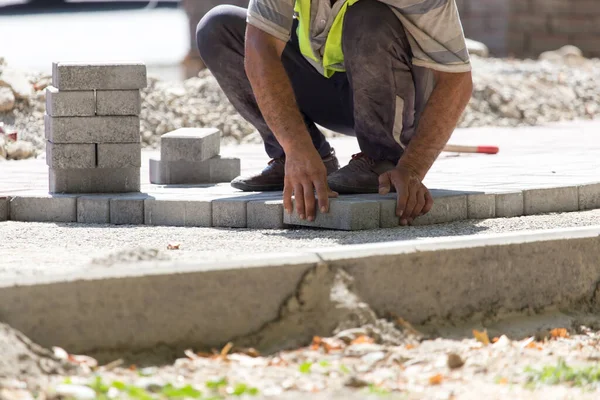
[167,243,181,250]
[322,338,344,353]
[129,364,137,371]
[429,374,443,385]
[550,328,569,339]
[492,337,499,343]
[396,317,423,336]
[184,349,200,360]
[351,335,375,345]
[68,354,98,368]
[497,377,508,385]
[220,342,234,357]
[242,348,260,357]
[311,336,322,351]
[473,329,491,345]
[405,344,416,350]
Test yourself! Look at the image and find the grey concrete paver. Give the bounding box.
[523,186,579,215]
[0,197,7,221]
[45,114,140,144]
[45,86,95,117]
[49,167,141,193]
[579,183,600,211]
[467,193,496,219]
[96,143,142,168]
[160,128,220,163]
[77,196,110,224]
[95,90,141,116]
[495,191,524,218]
[149,156,240,184]
[284,198,381,230]
[247,200,285,229]
[46,142,96,169]
[109,195,147,225]
[52,62,147,91]
[8,193,77,223]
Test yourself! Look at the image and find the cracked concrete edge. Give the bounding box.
[0,226,599,356]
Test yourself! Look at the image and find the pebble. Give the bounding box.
[0,68,32,100]
[447,353,465,369]
[0,87,15,112]
[5,140,35,160]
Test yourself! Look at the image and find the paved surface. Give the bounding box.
[3,120,599,193]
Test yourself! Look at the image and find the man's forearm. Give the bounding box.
[245,29,312,154]
[398,71,473,179]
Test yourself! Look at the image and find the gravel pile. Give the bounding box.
[1,53,599,159]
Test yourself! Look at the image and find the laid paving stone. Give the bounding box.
[412,194,468,226]
[46,142,95,169]
[579,183,600,211]
[495,191,524,218]
[160,128,220,163]
[96,90,141,116]
[467,193,496,219]
[96,143,141,168]
[523,186,579,215]
[50,167,140,193]
[45,114,140,144]
[45,86,95,117]
[247,200,285,229]
[212,198,248,228]
[52,62,147,90]
[77,196,110,224]
[144,196,212,227]
[0,196,8,221]
[110,195,147,225]
[379,198,399,228]
[284,197,380,231]
[9,194,77,222]
[149,156,239,184]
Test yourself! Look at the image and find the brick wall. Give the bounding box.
[457,0,600,58]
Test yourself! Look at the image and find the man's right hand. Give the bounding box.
[283,148,338,221]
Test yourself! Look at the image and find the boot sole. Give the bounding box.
[230,180,284,192]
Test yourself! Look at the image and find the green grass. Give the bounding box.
[526,358,600,388]
[63,374,259,399]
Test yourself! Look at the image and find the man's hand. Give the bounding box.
[283,148,338,221]
[378,165,433,226]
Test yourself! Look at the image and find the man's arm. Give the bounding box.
[245,25,336,221]
[379,70,473,225]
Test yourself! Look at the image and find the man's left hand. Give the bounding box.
[378,165,434,226]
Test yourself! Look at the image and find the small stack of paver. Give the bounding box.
[45,62,147,193]
[149,128,240,185]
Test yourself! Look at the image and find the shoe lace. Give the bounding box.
[350,152,375,167]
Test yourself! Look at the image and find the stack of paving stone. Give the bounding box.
[149,128,241,185]
[45,62,147,193]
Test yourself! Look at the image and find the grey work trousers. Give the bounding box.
[196,0,433,163]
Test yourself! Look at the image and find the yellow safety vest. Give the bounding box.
[294,0,359,78]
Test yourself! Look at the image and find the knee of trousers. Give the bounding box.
[196,5,241,63]
[342,0,411,66]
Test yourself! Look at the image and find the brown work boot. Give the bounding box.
[231,150,340,191]
[327,152,396,194]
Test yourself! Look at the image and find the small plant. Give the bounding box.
[298,361,313,374]
[526,358,600,388]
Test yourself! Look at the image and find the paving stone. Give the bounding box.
[149,156,239,184]
[49,167,140,193]
[495,191,524,218]
[467,193,496,219]
[45,114,140,143]
[283,197,380,231]
[412,194,468,226]
[579,183,600,211]
[46,142,95,169]
[45,86,95,117]
[379,198,399,228]
[160,128,220,163]
[212,198,248,228]
[110,195,147,225]
[523,186,579,215]
[52,62,147,90]
[209,157,241,182]
[0,196,8,221]
[77,196,110,224]
[9,194,77,222]
[247,200,285,229]
[97,143,141,168]
[144,196,212,227]
[96,90,141,116]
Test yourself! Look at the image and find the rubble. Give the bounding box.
[0,50,599,161]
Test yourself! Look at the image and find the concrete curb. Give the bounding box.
[2,182,600,230]
[1,226,599,355]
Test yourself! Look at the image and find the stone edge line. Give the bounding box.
[0,182,599,230]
